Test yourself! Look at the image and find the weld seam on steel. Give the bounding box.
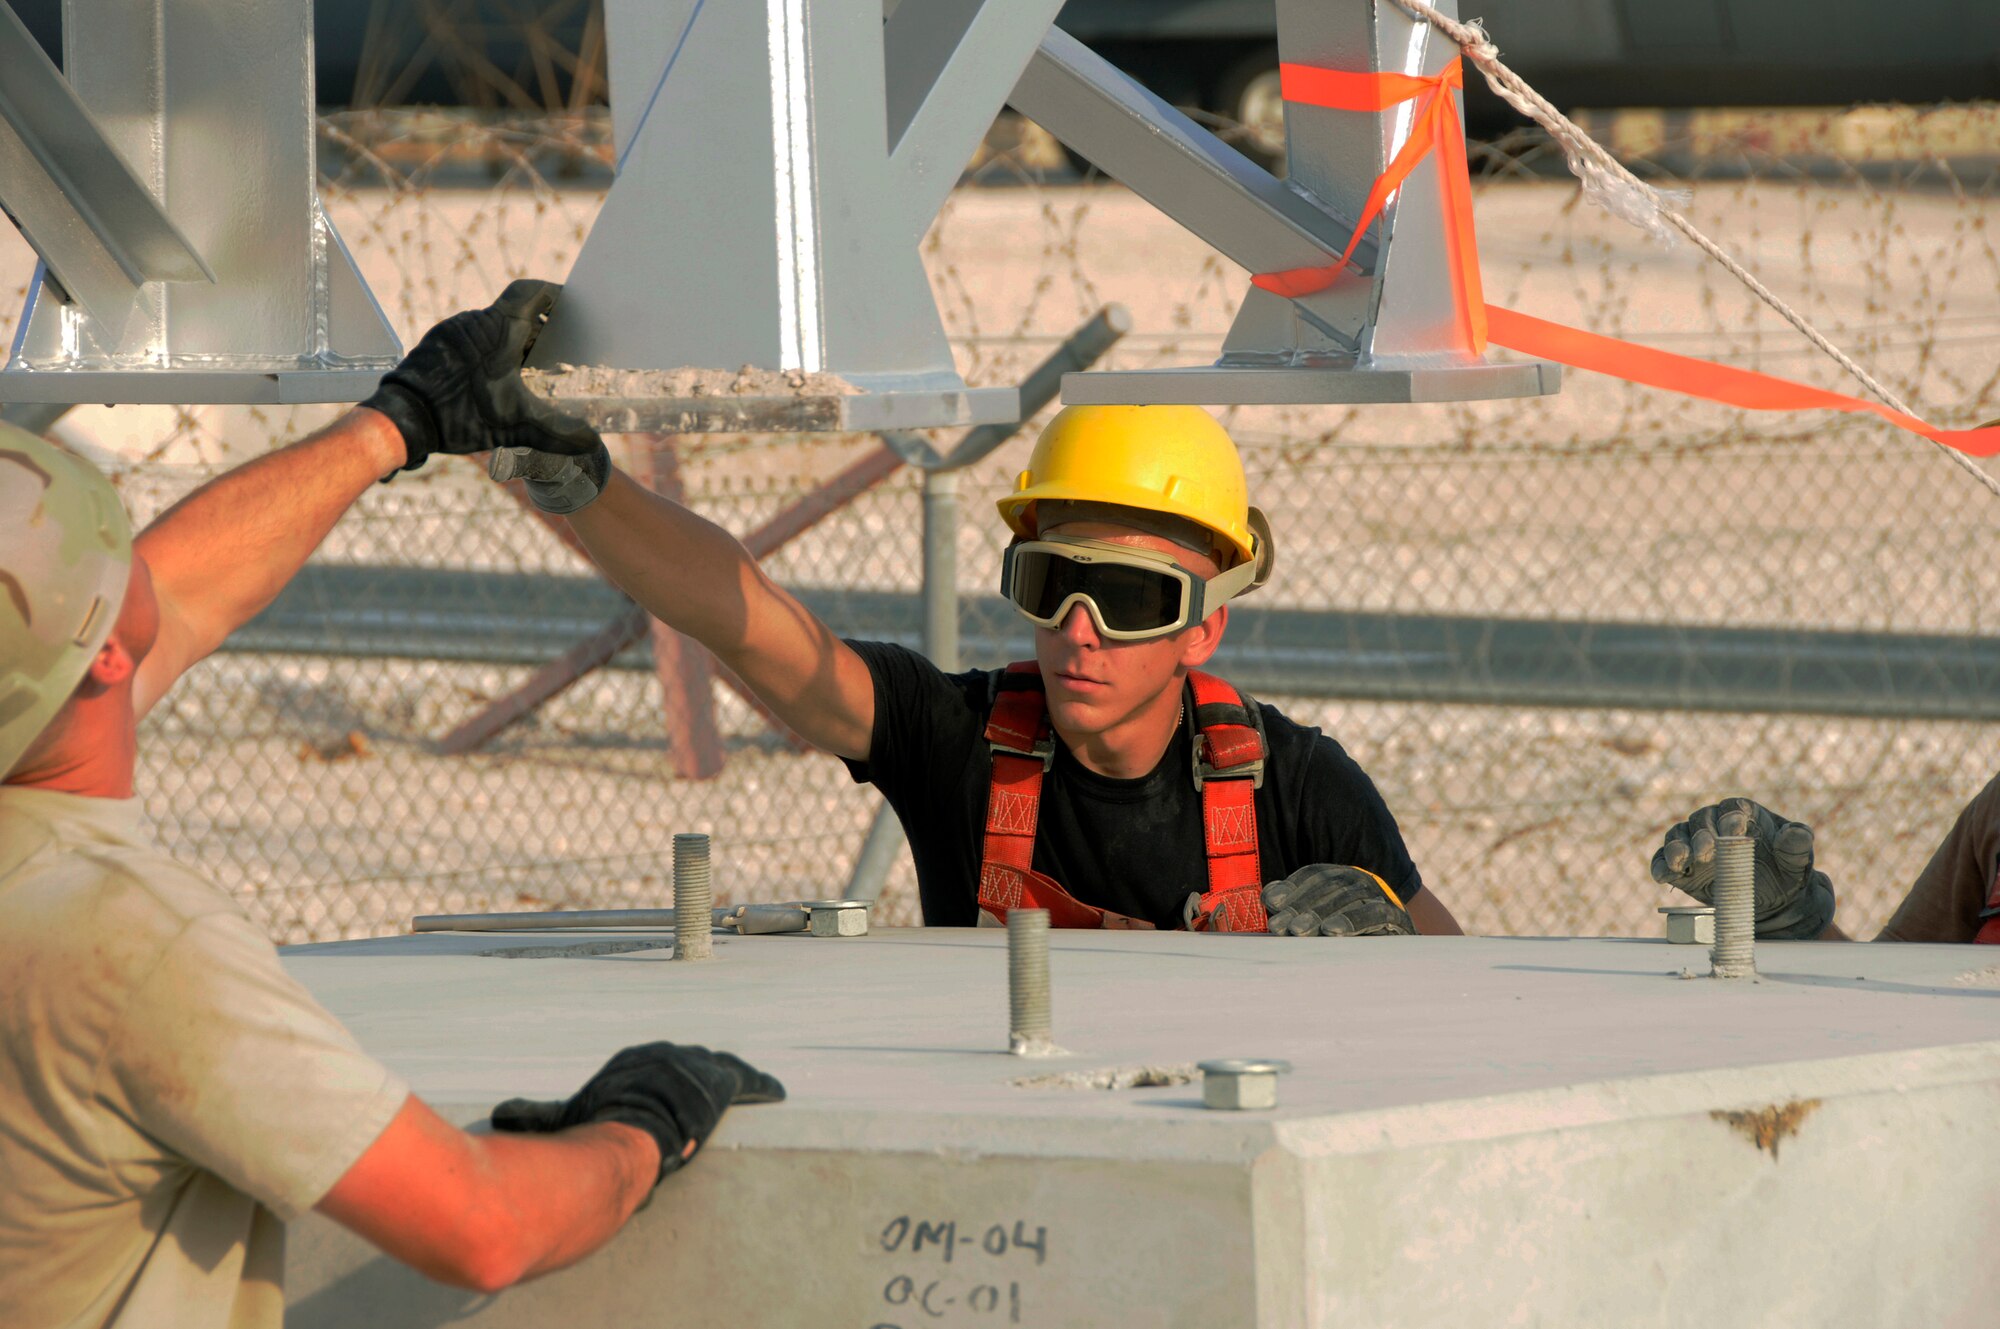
[674,833,714,961]
[1711,834,1756,978]
[1008,908,1052,1052]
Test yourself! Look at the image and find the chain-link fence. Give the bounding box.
[8,107,1998,942]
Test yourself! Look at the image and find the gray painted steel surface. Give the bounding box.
[527,0,1059,429]
[0,0,399,405]
[2,0,1550,412]
[0,2,210,338]
[279,930,2000,1326]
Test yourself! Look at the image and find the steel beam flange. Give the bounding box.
[0,0,399,406]
[1062,360,1560,407]
[521,383,1022,436]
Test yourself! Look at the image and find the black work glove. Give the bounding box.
[1262,864,1414,937]
[1650,797,1837,940]
[490,1041,785,1183]
[364,278,605,477]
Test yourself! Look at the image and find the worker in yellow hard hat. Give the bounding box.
[516,401,1462,936]
[1,282,781,1329]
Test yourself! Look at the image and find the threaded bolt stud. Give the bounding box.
[1007,908,1054,1055]
[673,833,713,961]
[1711,834,1756,978]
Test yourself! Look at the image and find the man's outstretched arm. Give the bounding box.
[319,1096,657,1293]
[563,469,878,760]
[131,278,597,719]
[319,1041,785,1293]
[132,409,405,717]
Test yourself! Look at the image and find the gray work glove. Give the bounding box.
[363,278,606,478]
[1262,864,1414,937]
[490,1041,785,1184]
[1650,797,1837,940]
[488,443,610,515]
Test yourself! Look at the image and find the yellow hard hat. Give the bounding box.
[996,405,1268,572]
[0,423,132,776]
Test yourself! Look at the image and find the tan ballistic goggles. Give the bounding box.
[1000,534,1266,641]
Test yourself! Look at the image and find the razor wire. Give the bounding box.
[4,104,1998,943]
[1393,0,2000,503]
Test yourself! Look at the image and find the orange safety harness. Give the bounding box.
[976,663,1269,931]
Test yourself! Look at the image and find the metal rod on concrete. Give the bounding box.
[412,909,685,933]
[1710,835,1756,978]
[1008,908,1056,1056]
[673,833,714,960]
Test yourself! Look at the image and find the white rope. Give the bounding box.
[1387,0,2000,501]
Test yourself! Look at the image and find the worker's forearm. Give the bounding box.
[320,1097,659,1293]
[566,469,772,654]
[565,471,873,755]
[1407,888,1464,936]
[473,1122,660,1286]
[135,408,406,662]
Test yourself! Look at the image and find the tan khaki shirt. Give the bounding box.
[1880,769,2000,943]
[0,787,409,1329]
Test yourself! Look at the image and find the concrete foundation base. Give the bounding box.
[280,930,2000,1328]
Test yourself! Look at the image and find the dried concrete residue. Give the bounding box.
[1711,1098,1821,1160]
[1013,1063,1199,1092]
[525,363,859,400]
[475,939,671,960]
[1949,964,2000,987]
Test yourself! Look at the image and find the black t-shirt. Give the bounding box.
[842,641,1424,929]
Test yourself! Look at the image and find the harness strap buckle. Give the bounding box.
[991,734,1056,772]
[1191,731,1265,791]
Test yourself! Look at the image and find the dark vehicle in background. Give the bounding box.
[12,0,1997,154]
[1059,0,1999,160]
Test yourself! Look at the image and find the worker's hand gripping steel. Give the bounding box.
[1258,864,1414,937]
[489,1041,785,1183]
[1651,797,1836,940]
[364,278,605,480]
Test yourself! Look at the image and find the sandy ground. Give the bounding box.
[8,159,2000,942]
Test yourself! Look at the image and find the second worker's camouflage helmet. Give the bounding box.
[0,422,132,776]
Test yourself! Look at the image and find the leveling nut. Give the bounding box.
[804,899,870,937]
[1659,905,1715,945]
[1198,1059,1291,1110]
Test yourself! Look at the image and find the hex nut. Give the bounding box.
[807,900,870,937]
[1198,1058,1291,1111]
[1659,905,1715,946]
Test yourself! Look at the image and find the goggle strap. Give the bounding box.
[1193,556,1259,619]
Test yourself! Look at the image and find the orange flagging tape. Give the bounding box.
[1486,306,2000,456]
[1252,60,1486,353]
[1262,62,2000,458]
